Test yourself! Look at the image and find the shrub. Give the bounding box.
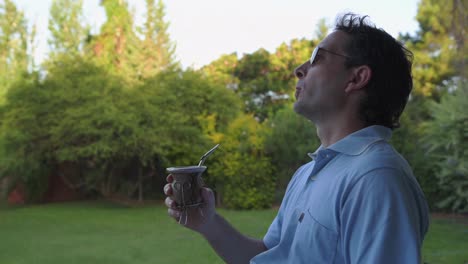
[422,82,468,212]
[210,115,275,209]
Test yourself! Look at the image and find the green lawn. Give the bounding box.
[0,202,466,264]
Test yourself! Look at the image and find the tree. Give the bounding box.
[422,82,468,212]
[269,38,316,102]
[264,105,319,200]
[405,0,467,98]
[0,73,48,200]
[47,0,88,59]
[314,18,329,42]
[0,0,30,99]
[391,102,443,209]
[200,18,328,122]
[139,69,242,165]
[86,0,179,83]
[202,36,316,121]
[136,0,178,78]
[395,0,467,210]
[87,0,140,84]
[209,114,275,209]
[200,53,240,91]
[0,57,243,202]
[0,58,132,200]
[234,48,274,120]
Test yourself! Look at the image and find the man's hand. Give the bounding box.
[164,174,266,263]
[164,174,216,234]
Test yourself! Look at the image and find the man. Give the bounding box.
[164,13,429,263]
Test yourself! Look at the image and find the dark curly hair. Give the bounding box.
[335,13,413,129]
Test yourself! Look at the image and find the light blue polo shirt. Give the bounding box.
[250,125,429,264]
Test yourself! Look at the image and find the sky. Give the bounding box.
[12,0,421,69]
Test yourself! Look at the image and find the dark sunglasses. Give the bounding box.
[309,47,351,65]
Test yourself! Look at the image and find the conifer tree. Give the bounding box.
[138,0,178,78]
[88,0,140,84]
[0,0,30,97]
[47,0,88,59]
[405,0,467,98]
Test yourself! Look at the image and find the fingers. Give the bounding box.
[166,174,173,182]
[165,196,175,208]
[168,208,181,219]
[163,183,172,196]
[164,174,182,222]
[165,197,181,218]
[164,174,173,196]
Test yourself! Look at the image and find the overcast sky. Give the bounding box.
[13,0,420,69]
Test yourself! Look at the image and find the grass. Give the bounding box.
[422,216,468,264]
[0,202,466,264]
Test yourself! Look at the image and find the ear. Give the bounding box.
[345,65,371,93]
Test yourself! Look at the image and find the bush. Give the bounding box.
[0,60,243,201]
[422,82,468,212]
[391,100,445,210]
[210,115,275,209]
[264,106,319,201]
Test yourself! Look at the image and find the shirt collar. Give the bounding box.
[308,125,392,158]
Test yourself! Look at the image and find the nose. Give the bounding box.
[296,79,304,91]
[294,61,309,79]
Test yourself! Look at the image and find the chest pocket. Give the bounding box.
[292,208,338,263]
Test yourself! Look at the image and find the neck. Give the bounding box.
[315,115,366,148]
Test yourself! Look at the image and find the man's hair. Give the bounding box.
[335,13,413,129]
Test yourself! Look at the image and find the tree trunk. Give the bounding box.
[138,166,143,202]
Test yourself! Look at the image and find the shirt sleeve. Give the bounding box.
[340,167,429,264]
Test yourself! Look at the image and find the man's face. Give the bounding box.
[293,31,353,123]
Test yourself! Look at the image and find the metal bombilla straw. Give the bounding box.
[180,144,220,225]
[198,144,220,166]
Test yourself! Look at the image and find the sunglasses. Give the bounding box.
[309,47,351,65]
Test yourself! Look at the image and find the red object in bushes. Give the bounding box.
[8,187,25,204]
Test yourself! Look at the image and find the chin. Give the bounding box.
[293,102,305,115]
[294,103,316,120]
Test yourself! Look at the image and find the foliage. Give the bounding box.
[86,0,141,85]
[0,57,242,201]
[422,82,468,212]
[0,0,31,99]
[314,18,329,42]
[1,0,467,212]
[136,0,179,77]
[0,59,130,199]
[0,73,49,200]
[84,0,179,84]
[234,38,316,121]
[404,0,466,98]
[395,0,467,210]
[47,0,88,58]
[210,115,275,209]
[391,100,443,209]
[202,37,316,122]
[200,53,240,91]
[138,69,242,168]
[233,48,275,120]
[264,105,319,200]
